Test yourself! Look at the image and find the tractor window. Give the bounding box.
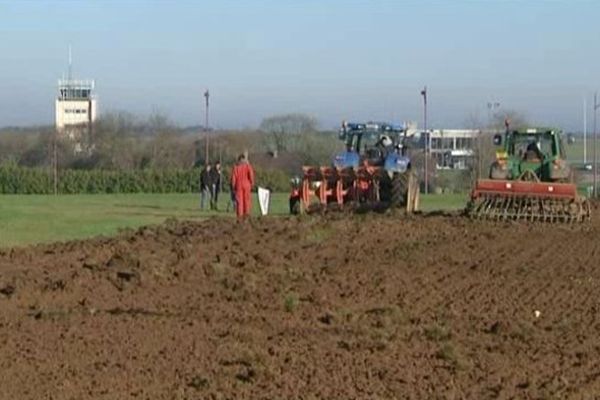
[538,135,553,155]
[512,133,554,158]
[361,132,387,151]
[559,137,566,158]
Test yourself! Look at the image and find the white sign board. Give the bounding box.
[257,187,270,216]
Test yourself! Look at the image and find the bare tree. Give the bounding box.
[294,131,340,165]
[150,131,195,169]
[259,113,318,153]
[464,111,485,182]
[147,110,173,136]
[492,109,529,130]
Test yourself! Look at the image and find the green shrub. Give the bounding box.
[0,165,202,194]
[0,163,293,194]
[253,167,290,192]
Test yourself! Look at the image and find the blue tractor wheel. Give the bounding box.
[390,171,419,212]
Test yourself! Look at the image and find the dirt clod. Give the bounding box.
[0,284,15,297]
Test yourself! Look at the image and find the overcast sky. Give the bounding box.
[0,0,598,130]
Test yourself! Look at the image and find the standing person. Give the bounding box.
[210,161,222,210]
[226,181,237,212]
[230,154,255,220]
[199,164,213,210]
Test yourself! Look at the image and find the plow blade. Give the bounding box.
[299,166,418,214]
[467,179,590,223]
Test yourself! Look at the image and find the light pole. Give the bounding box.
[204,89,210,163]
[421,86,428,194]
[584,97,587,165]
[487,101,500,127]
[594,92,599,198]
[53,129,58,195]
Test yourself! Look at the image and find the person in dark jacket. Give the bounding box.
[210,161,222,210]
[199,164,213,210]
[226,180,237,213]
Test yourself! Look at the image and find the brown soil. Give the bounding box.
[1,214,599,399]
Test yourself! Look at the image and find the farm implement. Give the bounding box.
[291,122,419,214]
[467,125,590,223]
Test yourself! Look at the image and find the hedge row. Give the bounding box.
[0,165,291,194]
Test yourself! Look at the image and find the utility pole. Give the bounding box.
[487,101,501,127]
[594,92,599,198]
[204,89,210,163]
[68,44,72,80]
[421,86,428,194]
[53,130,58,196]
[584,96,587,164]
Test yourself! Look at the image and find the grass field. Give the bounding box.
[566,138,597,164]
[0,192,467,248]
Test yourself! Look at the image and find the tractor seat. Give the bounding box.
[365,148,382,160]
[524,150,541,162]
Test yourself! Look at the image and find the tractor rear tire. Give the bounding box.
[390,171,419,213]
[390,172,407,209]
[406,172,420,213]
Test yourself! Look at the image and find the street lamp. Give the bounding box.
[594,92,599,197]
[421,86,428,194]
[583,97,587,165]
[204,89,210,163]
[487,101,500,127]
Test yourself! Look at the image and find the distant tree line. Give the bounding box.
[0,112,339,194]
[0,109,533,194]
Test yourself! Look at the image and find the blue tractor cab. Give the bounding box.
[334,121,412,176]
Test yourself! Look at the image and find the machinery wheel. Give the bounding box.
[390,172,407,209]
[378,175,392,203]
[290,197,301,215]
[406,171,420,213]
[390,171,419,212]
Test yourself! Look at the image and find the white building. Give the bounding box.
[55,78,97,137]
[428,129,480,170]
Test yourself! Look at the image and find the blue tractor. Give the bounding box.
[292,121,419,213]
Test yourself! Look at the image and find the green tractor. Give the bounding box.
[467,126,590,222]
[489,128,572,182]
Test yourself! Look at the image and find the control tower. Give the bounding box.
[55,48,97,137]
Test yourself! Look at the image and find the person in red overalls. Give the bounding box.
[230,154,255,219]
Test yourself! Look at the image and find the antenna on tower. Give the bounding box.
[68,44,72,80]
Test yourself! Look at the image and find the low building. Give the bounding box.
[430,129,479,170]
[415,129,480,170]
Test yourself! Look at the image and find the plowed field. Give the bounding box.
[1,213,599,399]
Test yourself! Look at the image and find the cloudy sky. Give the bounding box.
[0,0,598,130]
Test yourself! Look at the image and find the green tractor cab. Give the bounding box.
[489,128,571,183]
[467,126,590,223]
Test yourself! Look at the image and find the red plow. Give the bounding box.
[296,165,419,214]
